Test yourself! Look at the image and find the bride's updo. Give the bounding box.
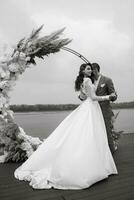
[75,63,94,91]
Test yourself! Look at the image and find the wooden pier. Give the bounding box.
[0,133,134,200]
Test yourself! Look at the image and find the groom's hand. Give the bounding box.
[109,92,117,102]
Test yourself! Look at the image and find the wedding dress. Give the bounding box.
[14,78,118,189]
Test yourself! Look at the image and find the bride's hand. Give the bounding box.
[79,92,87,101]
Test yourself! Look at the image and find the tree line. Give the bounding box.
[111,101,134,109]
[10,104,78,112]
[9,102,134,112]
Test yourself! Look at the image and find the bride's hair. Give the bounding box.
[75,63,94,91]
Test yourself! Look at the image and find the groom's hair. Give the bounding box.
[92,63,100,72]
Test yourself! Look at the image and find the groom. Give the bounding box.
[79,63,117,154]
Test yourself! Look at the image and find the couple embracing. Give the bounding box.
[14,62,118,190]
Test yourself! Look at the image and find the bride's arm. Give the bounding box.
[85,79,110,101]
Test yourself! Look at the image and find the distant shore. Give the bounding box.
[10,102,134,112]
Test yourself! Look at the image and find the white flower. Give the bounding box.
[0,151,8,163]
[8,64,19,72]
[3,111,7,117]
[0,71,10,79]
[0,80,6,88]
[0,101,6,109]
[0,114,4,119]
[27,41,32,48]
[20,141,34,157]
[13,50,20,59]
[17,63,26,73]
[0,93,8,109]
[21,142,31,151]
[25,56,31,61]
[28,137,42,146]
[6,109,14,118]
[0,80,9,89]
[19,52,26,58]
[0,66,10,79]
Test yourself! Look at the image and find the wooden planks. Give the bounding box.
[0,133,134,200]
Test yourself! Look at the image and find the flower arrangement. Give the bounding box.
[111,111,123,150]
[0,115,42,163]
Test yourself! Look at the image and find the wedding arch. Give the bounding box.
[0,25,91,162]
[0,25,91,120]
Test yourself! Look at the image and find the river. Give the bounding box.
[14,109,134,139]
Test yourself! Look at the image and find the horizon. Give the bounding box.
[10,101,134,105]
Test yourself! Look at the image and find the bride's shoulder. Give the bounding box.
[83,77,92,84]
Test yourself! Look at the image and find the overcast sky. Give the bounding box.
[0,0,134,104]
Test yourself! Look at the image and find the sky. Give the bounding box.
[0,0,134,104]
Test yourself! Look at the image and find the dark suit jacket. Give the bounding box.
[96,75,117,120]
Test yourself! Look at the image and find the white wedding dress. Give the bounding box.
[14,78,118,189]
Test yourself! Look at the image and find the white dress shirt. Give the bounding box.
[94,74,101,91]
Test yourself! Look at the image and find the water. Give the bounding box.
[14,109,134,139]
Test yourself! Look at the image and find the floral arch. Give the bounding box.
[0,25,91,119]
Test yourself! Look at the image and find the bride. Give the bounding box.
[14,63,118,190]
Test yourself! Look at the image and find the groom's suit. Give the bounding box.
[95,75,117,153]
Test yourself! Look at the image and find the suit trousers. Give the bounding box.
[99,103,115,154]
